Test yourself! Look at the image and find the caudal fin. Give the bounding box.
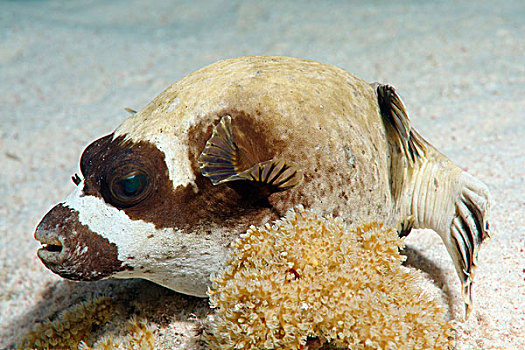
[374,82,491,317]
[449,172,491,317]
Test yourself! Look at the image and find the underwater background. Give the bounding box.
[1,0,523,348]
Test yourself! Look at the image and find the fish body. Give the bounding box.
[35,56,490,312]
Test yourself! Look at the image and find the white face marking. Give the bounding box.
[63,182,227,296]
[148,131,195,188]
[114,116,195,190]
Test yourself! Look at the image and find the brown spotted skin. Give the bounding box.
[35,204,130,281]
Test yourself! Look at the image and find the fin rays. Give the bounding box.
[233,159,303,191]
[199,116,247,185]
[375,83,427,163]
[198,115,303,192]
[375,82,492,317]
[450,178,491,316]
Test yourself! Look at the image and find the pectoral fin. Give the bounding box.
[198,115,303,192]
[198,115,252,185]
[231,159,303,191]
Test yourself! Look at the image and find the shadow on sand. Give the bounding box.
[401,244,456,318]
[0,278,210,349]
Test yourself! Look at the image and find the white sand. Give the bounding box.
[1,0,523,348]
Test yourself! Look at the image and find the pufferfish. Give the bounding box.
[34,56,490,314]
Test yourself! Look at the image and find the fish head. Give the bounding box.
[34,107,301,296]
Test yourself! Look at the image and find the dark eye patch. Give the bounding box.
[78,130,273,231]
[80,134,113,178]
[79,134,154,208]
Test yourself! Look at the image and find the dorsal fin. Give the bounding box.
[198,115,303,192]
[374,83,427,163]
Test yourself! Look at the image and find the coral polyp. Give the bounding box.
[208,207,454,349]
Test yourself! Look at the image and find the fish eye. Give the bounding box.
[109,170,151,207]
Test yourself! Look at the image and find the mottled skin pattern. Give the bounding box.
[119,57,394,224]
[35,56,490,314]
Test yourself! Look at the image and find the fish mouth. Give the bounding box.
[34,203,129,281]
[35,234,67,265]
[42,243,62,252]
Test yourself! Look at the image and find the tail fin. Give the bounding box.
[449,172,491,317]
[374,82,491,317]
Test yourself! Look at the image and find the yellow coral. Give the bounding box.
[208,207,454,349]
[19,296,115,350]
[79,316,156,350]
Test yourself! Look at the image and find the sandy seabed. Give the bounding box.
[1,0,523,349]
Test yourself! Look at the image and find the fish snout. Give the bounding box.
[35,204,72,268]
[34,203,128,281]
